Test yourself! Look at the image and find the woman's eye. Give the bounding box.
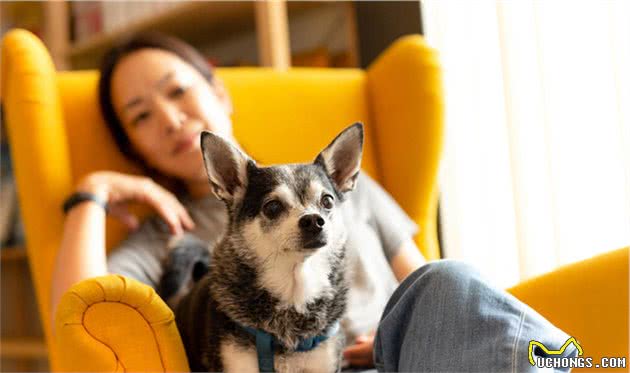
[262,200,284,219]
[321,194,334,209]
[133,111,151,125]
[169,86,187,99]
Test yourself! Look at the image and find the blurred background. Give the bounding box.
[1,1,628,372]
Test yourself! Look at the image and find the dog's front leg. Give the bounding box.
[301,336,344,373]
[220,340,259,373]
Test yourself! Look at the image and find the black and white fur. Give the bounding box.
[172,123,364,373]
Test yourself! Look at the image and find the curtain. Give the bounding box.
[421,0,630,287]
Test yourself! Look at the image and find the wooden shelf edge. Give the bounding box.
[0,337,47,358]
[1,245,27,261]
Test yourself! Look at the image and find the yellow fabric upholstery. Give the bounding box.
[2,29,626,372]
[55,275,189,372]
[2,29,74,372]
[367,36,444,259]
[508,247,629,372]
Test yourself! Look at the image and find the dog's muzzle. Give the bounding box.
[299,214,327,249]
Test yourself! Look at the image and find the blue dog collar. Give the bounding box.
[239,322,340,372]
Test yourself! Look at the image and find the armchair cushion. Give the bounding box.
[55,274,189,372]
[508,247,629,370]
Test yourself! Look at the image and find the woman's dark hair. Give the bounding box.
[98,32,215,192]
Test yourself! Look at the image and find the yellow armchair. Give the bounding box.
[2,29,627,372]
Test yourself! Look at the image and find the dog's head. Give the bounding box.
[200,123,363,263]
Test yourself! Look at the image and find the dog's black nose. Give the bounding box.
[300,214,327,249]
[299,214,325,234]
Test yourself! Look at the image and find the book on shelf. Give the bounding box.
[72,1,182,43]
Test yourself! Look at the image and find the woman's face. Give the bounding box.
[111,48,233,185]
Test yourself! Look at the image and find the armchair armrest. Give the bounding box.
[366,35,444,260]
[508,247,629,367]
[2,29,75,348]
[54,274,190,372]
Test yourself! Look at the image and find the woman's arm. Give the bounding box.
[344,239,427,367]
[50,172,195,333]
[51,199,109,333]
[390,238,427,282]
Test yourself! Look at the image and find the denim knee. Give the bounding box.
[375,260,492,372]
[416,259,483,289]
[375,260,575,372]
[379,259,485,326]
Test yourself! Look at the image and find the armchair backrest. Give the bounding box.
[2,29,443,366]
[58,68,381,247]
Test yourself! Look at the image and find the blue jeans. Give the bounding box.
[372,260,578,372]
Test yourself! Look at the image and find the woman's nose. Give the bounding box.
[155,102,184,135]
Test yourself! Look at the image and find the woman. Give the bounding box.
[51,33,576,372]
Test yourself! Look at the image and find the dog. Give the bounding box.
[166,123,364,373]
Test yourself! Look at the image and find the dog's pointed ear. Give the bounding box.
[315,122,364,193]
[200,131,250,202]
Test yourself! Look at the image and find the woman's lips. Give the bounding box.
[173,132,199,155]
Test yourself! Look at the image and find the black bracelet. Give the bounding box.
[62,192,108,214]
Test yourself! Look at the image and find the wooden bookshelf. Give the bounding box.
[0,337,47,359]
[1,245,47,369]
[2,1,359,70]
[1,246,27,261]
[69,2,254,57]
[67,1,328,69]
[42,1,70,70]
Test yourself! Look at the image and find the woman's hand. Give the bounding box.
[343,332,376,368]
[76,171,195,235]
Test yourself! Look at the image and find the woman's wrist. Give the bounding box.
[61,174,111,214]
[62,192,108,214]
[76,173,110,201]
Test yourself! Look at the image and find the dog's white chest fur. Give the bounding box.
[220,336,340,373]
[266,250,333,312]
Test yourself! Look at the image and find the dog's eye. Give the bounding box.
[321,194,334,209]
[262,200,284,219]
